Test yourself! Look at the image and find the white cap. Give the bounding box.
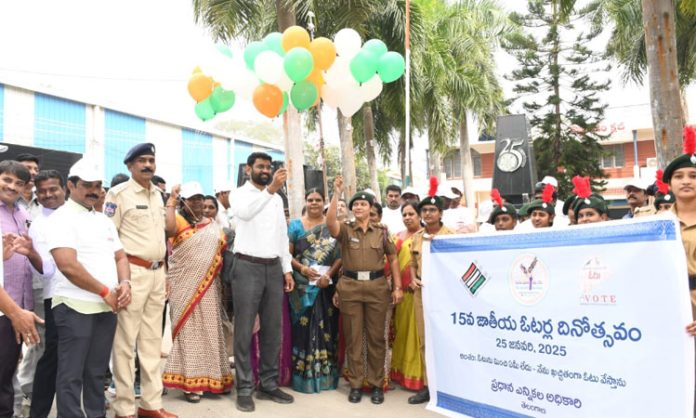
[68,157,102,182]
[363,188,377,197]
[624,177,652,191]
[541,176,558,188]
[477,200,494,223]
[180,181,205,199]
[401,186,420,198]
[438,186,458,199]
[214,180,235,194]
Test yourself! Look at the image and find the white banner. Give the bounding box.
[423,217,694,418]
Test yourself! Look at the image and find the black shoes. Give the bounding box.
[408,387,430,404]
[236,395,255,412]
[371,387,384,404]
[256,387,295,404]
[348,388,362,403]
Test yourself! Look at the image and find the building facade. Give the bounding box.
[0,82,284,194]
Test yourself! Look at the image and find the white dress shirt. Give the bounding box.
[28,207,63,300]
[381,206,405,235]
[443,206,477,233]
[229,181,292,274]
[47,199,123,303]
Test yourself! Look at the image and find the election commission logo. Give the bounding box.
[461,261,489,296]
[509,254,549,305]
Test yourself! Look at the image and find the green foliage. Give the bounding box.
[585,0,696,87]
[505,0,610,199]
[214,119,284,146]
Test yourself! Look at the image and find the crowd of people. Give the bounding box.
[0,126,696,418]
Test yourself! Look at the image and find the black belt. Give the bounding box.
[344,270,384,280]
[235,253,280,265]
[689,275,696,290]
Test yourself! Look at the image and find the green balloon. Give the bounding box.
[278,92,289,116]
[284,47,314,82]
[194,99,215,121]
[363,39,388,58]
[290,80,317,111]
[243,41,266,70]
[216,44,233,58]
[209,86,236,113]
[350,49,378,83]
[377,51,405,83]
[264,32,285,56]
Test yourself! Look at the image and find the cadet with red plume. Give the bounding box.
[487,189,518,231]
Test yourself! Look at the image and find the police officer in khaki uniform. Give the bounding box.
[326,176,402,405]
[104,143,178,418]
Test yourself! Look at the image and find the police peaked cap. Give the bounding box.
[124,143,156,164]
[348,191,375,210]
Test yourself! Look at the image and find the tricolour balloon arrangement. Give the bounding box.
[187,27,405,121]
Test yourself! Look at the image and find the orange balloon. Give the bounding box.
[306,69,324,89]
[309,37,336,70]
[253,84,284,118]
[281,26,311,52]
[188,73,214,102]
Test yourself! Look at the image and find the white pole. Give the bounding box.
[404,0,411,186]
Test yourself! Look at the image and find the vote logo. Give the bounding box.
[579,256,616,305]
[509,254,549,305]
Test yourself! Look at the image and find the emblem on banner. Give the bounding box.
[580,256,615,305]
[461,262,489,296]
[509,254,549,305]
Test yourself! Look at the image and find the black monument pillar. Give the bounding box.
[492,114,537,205]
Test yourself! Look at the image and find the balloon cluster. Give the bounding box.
[187,27,405,121]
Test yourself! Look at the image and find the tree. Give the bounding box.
[304,143,373,195]
[585,0,690,167]
[505,0,610,198]
[407,0,509,208]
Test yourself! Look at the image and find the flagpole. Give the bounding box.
[404,0,411,186]
[307,11,329,199]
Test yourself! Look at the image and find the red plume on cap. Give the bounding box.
[572,175,591,199]
[656,169,670,194]
[684,125,696,155]
[542,184,554,204]
[491,188,503,207]
[428,176,438,198]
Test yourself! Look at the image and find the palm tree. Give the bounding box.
[585,0,691,166]
[412,0,510,208]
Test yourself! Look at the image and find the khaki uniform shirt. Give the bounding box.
[104,178,166,261]
[337,221,395,272]
[411,225,454,280]
[671,204,696,275]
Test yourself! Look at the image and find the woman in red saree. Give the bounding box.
[162,182,233,403]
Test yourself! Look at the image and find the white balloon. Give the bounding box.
[360,75,383,102]
[254,51,284,85]
[275,72,294,92]
[337,88,364,117]
[235,69,259,100]
[334,28,362,59]
[324,56,359,92]
[321,84,340,108]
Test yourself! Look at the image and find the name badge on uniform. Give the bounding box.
[357,271,370,281]
[350,237,360,243]
[136,205,148,209]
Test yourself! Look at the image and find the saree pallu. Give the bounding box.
[389,233,425,391]
[162,219,233,393]
[288,221,340,393]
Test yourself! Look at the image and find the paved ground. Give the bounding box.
[47,381,443,417]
